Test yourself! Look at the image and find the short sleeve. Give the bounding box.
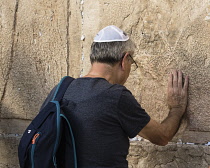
[118,88,150,138]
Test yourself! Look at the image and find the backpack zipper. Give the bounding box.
[31,132,41,168]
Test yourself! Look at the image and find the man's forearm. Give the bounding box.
[161,107,184,141]
[139,70,188,146]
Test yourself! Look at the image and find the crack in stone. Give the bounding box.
[123,13,131,21]
[0,0,19,117]
[130,16,142,36]
[122,3,134,22]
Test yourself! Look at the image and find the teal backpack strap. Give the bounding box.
[51,76,77,168]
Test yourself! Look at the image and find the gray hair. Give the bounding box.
[90,40,135,66]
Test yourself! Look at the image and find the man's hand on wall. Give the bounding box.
[167,70,189,117]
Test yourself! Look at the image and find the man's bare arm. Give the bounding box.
[138,70,189,146]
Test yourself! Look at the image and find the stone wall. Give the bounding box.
[128,142,210,168]
[0,0,210,167]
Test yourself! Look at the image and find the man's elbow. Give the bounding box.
[150,136,170,146]
[155,140,168,146]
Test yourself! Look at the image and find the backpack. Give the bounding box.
[18,76,77,168]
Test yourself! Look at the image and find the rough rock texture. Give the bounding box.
[0,0,82,121]
[0,135,21,168]
[128,142,210,168]
[0,0,210,167]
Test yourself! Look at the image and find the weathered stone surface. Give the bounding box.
[0,0,17,116]
[0,119,30,134]
[0,0,82,120]
[128,142,210,168]
[0,135,20,168]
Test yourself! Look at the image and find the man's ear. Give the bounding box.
[121,53,129,71]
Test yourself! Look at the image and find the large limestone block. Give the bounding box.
[0,0,82,120]
[82,0,210,143]
[0,0,17,115]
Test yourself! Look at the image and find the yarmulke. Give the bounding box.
[93,25,129,42]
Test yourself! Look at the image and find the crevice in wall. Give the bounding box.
[0,117,31,121]
[66,0,71,76]
[80,0,85,77]
[0,133,22,138]
[130,136,210,146]
[0,0,19,115]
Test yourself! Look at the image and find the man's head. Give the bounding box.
[90,25,136,66]
[88,25,137,85]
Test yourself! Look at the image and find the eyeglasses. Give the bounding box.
[128,54,138,71]
[121,52,138,71]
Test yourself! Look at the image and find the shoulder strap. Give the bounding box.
[52,76,74,101]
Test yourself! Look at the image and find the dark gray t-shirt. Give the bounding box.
[60,77,150,168]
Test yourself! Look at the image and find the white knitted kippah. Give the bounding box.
[93,25,129,42]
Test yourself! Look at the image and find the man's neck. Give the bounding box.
[83,62,122,84]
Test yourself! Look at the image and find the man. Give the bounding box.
[62,25,188,167]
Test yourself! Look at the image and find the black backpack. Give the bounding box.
[18,76,77,168]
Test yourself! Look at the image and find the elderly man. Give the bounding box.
[60,25,188,168]
[62,25,189,167]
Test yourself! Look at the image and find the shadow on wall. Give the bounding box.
[0,50,55,120]
[0,52,55,167]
